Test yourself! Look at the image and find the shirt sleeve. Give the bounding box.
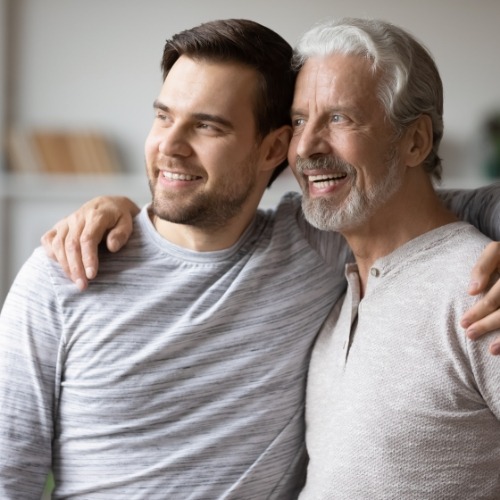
[0,249,63,498]
[438,182,500,240]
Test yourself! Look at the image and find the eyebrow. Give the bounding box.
[153,100,234,130]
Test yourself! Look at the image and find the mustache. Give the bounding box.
[295,155,355,174]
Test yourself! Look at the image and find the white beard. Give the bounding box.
[297,149,403,232]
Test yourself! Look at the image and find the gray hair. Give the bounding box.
[292,18,443,180]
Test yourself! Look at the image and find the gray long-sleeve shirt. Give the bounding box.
[0,193,349,499]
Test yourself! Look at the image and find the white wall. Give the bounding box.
[8,0,500,183]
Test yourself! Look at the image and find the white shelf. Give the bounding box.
[0,172,151,202]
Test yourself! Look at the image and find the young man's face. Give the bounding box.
[145,56,265,229]
[288,53,405,233]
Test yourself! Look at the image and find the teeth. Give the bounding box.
[162,171,198,181]
[308,173,346,189]
[308,173,346,182]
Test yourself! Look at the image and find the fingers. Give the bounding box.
[489,337,500,356]
[41,228,57,260]
[40,202,106,290]
[75,219,107,282]
[464,308,500,356]
[462,276,500,355]
[39,196,139,289]
[464,241,500,354]
[65,201,128,283]
[103,197,139,252]
[462,278,500,333]
[41,215,87,289]
[105,215,134,253]
[468,241,500,295]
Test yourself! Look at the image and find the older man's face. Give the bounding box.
[288,53,404,233]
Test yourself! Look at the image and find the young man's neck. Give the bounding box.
[342,175,458,295]
[151,205,259,252]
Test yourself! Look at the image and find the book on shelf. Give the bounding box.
[5,129,122,174]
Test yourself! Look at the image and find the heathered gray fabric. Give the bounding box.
[0,185,499,499]
[0,193,350,500]
[301,222,500,500]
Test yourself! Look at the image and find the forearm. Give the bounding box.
[0,320,53,497]
[0,255,60,496]
[438,182,500,240]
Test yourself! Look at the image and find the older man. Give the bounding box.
[289,18,500,499]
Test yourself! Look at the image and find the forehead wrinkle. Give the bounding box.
[292,62,322,116]
[298,54,383,121]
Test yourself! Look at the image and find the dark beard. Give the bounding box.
[149,179,256,230]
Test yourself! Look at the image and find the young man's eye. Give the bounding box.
[198,123,222,134]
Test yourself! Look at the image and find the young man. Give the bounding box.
[287,18,500,498]
[1,19,351,498]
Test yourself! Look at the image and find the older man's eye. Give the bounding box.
[292,118,305,128]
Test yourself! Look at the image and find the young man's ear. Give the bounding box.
[403,114,433,168]
[260,125,293,172]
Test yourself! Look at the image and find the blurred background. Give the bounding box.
[1,0,500,305]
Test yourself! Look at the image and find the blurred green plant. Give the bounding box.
[41,472,54,499]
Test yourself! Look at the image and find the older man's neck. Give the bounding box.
[343,175,458,296]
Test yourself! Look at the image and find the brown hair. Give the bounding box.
[161,19,295,185]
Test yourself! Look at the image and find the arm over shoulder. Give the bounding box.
[438,182,500,240]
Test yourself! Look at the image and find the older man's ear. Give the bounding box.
[401,114,434,169]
